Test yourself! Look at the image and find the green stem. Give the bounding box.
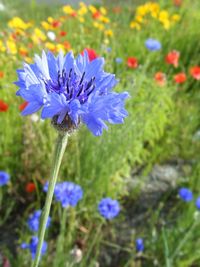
[32,132,68,267]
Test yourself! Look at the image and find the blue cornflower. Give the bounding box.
[54,181,83,208]
[136,238,144,252]
[196,197,200,209]
[43,181,49,192]
[15,50,129,136]
[115,57,122,64]
[21,236,47,260]
[178,188,193,202]
[145,38,161,51]
[98,197,120,219]
[27,210,51,232]
[0,171,10,186]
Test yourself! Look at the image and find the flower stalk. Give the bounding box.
[32,132,68,267]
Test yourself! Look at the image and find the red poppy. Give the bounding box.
[60,31,67,37]
[25,182,36,193]
[154,72,166,86]
[52,20,61,28]
[71,12,77,17]
[19,101,28,111]
[165,50,180,67]
[174,73,187,84]
[127,57,138,69]
[82,48,98,61]
[173,0,182,7]
[0,71,4,78]
[0,99,9,112]
[190,66,200,80]
[92,11,101,19]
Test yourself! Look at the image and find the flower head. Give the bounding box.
[21,236,47,259]
[136,238,144,252]
[178,188,193,202]
[165,50,180,67]
[81,48,98,61]
[98,197,120,219]
[25,182,36,193]
[145,38,161,51]
[196,197,200,209]
[15,50,129,136]
[54,181,83,208]
[0,100,9,112]
[154,72,166,86]
[190,66,200,80]
[27,210,51,232]
[0,171,10,186]
[115,57,122,64]
[174,72,186,84]
[127,57,138,69]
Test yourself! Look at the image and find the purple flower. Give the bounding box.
[21,236,47,260]
[178,188,193,202]
[27,210,51,232]
[145,38,161,51]
[0,171,10,186]
[15,50,129,136]
[54,181,83,208]
[136,238,144,252]
[196,197,200,209]
[98,197,120,219]
[115,58,122,64]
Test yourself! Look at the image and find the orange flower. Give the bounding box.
[0,71,4,78]
[165,50,180,67]
[92,11,101,19]
[19,101,28,111]
[25,182,36,193]
[190,66,200,80]
[174,72,187,84]
[127,57,138,69]
[0,99,9,112]
[51,20,61,28]
[63,41,71,50]
[154,72,166,86]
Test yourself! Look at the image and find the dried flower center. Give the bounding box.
[44,69,96,104]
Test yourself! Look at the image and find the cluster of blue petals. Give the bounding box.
[136,238,144,252]
[46,181,83,208]
[15,50,129,136]
[27,210,51,232]
[178,187,193,202]
[21,236,47,259]
[145,38,161,51]
[98,197,120,219]
[0,171,10,186]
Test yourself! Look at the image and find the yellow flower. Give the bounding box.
[25,57,33,64]
[136,5,149,16]
[103,38,109,45]
[99,16,110,24]
[100,7,107,15]
[56,43,65,53]
[162,19,170,30]
[8,17,31,30]
[104,29,113,37]
[135,15,143,23]
[41,21,52,31]
[47,17,54,23]
[32,28,46,43]
[159,10,169,22]
[130,21,141,30]
[78,3,88,16]
[45,42,56,51]
[88,5,97,14]
[0,40,6,52]
[171,14,180,22]
[6,40,17,54]
[63,5,75,15]
[93,22,104,31]
[78,16,85,23]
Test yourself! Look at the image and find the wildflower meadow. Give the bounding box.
[0,0,200,266]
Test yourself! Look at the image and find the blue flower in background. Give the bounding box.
[54,181,83,208]
[98,197,120,219]
[178,188,193,202]
[145,38,161,51]
[43,181,49,192]
[196,197,200,209]
[115,57,123,64]
[21,236,47,260]
[136,238,144,252]
[27,210,51,232]
[15,50,129,136]
[0,171,10,186]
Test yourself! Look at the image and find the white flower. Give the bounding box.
[70,246,82,263]
[0,2,5,11]
[47,31,56,41]
[30,114,39,122]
